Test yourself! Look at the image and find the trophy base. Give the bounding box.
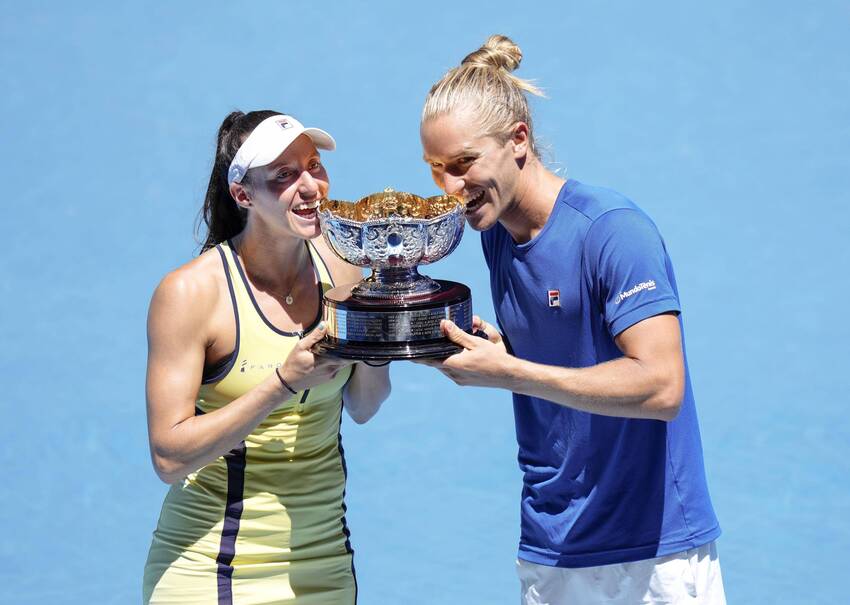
[313,338,464,361]
[314,279,472,361]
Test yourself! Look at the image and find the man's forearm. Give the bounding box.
[505,356,683,421]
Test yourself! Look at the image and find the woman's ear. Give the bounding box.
[510,122,530,158]
[229,182,252,209]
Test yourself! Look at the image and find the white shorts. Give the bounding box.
[517,541,726,604]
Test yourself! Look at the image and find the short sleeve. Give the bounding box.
[584,209,681,337]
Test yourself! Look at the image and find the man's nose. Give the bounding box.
[442,174,465,196]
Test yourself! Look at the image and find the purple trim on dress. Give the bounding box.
[228,240,322,337]
[216,441,247,605]
[202,245,241,384]
[336,404,354,554]
[336,402,358,602]
[351,556,359,605]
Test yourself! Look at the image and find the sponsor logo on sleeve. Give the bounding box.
[614,280,656,304]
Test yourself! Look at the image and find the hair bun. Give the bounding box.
[461,34,523,72]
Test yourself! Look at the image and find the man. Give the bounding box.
[419,34,725,604]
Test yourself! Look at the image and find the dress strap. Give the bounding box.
[307,239,336,294]
[201,243,242,384]
[224,239,325,337]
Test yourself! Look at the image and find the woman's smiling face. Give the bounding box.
[244,134,329,239]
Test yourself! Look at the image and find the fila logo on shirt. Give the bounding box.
[548,289,560,307]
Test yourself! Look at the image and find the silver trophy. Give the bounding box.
[313,188,474,360]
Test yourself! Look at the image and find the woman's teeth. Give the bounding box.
[292,201,319,218]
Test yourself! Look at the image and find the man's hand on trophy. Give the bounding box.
[471,315,503,345]
[417,317,513,388]
[278,323,354,393]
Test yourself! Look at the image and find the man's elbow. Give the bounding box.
[650,380,684,421]
[652,397,682,421]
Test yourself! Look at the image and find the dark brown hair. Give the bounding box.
[196,109,282,251]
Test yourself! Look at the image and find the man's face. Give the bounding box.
[420,110,520,232]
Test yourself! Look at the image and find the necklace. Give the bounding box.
[263,269,300,305]
[239,242,311,306]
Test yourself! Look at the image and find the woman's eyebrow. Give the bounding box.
[267,160,295,170]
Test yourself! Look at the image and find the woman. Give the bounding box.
[143,110,391,604]
[419,37,725,603]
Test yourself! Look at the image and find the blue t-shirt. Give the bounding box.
[481,179,720,568]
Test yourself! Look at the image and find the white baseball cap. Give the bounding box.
[227,114,336,184]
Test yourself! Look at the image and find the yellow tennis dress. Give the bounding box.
[143,240,356,605]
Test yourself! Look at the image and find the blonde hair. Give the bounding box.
[422,35,545,154]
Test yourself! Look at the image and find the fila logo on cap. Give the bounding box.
[277,118,292,129]
[548,289,560,307]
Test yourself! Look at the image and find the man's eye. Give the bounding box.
[458,157,475,165]
[309,161,322,171]
[276,171,294,180]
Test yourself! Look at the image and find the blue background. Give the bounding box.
[1,2,848,603]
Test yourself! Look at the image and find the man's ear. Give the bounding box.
[510,122,530,158]
[229,182,252,209]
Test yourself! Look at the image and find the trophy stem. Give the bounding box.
[352,266,441,299]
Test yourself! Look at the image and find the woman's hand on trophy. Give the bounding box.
[278,323,354,393]
[417,316,513,388]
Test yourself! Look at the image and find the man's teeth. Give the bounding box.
[465,191,484,208]
[293,201,319,212]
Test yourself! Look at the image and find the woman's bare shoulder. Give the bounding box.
[149,247,227,322]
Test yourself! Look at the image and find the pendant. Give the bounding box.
[285,295,294,305]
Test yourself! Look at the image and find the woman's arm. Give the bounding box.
[343,363,391,424]
[312,236,393,423]
[146,267,346,484]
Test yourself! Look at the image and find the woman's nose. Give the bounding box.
[297,170,320,197]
